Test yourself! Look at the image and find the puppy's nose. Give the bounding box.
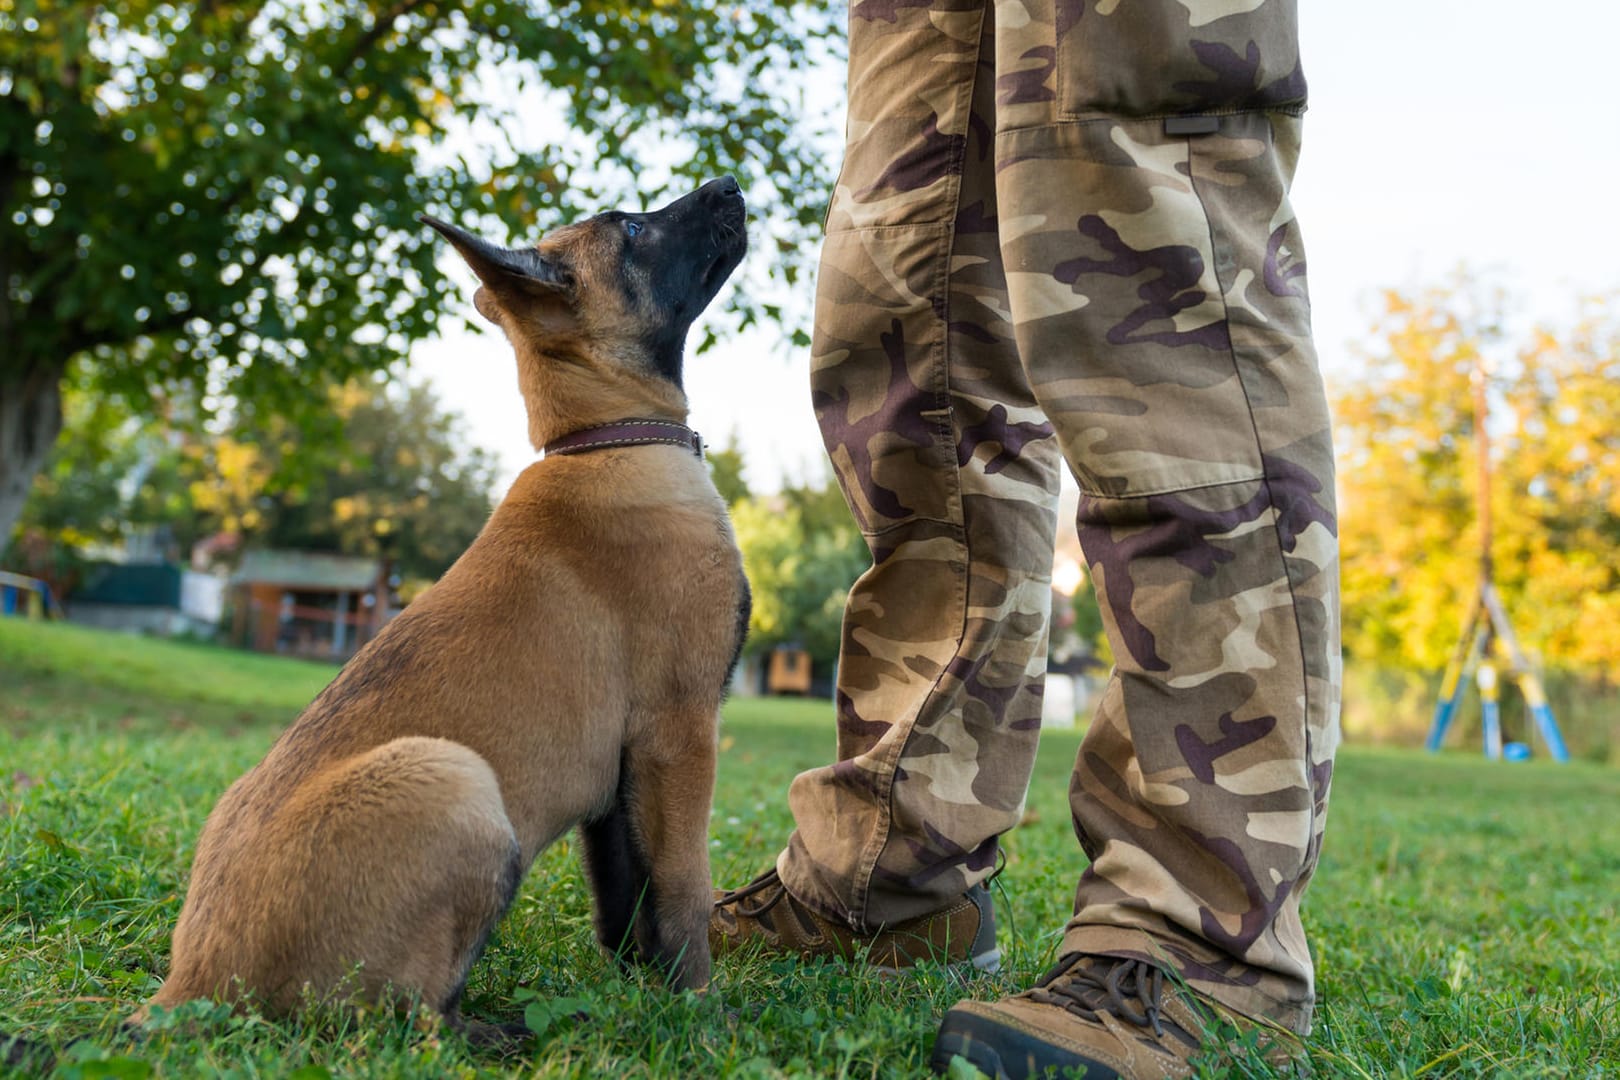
[709,176,742,199]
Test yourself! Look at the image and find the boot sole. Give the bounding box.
[930,1010,1124,1080]
[871,946,1002,979]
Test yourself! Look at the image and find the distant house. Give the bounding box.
[67,561,223,637]
[230,550,392,661]
[766,647,814,695]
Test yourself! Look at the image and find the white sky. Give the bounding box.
[414,1,1620,498]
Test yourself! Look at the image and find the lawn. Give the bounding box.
[2,619,1617,1078]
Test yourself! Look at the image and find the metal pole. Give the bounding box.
[1473,350,1493,588]
[1477,660,1503,760]
[333,590,349,657]
[1428,615,1486,752]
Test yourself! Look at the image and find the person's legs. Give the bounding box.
[722,0,1063,935]
[934,2,1337,1072]
[996,107,1338,1025]
[1030,108,1339,1033]
[784,0,1063,932]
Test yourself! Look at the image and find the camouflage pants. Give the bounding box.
[777,0,1341,1034]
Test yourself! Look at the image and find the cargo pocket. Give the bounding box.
[995,119,1267,498]
[1055,0,1306,122]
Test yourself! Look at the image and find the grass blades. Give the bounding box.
[2,620,1617,1077]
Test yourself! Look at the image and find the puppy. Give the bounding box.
[142,178,751,1038]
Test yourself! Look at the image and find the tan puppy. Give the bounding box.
[143,178,751,1038]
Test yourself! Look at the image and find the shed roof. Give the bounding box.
[232,550,382,592]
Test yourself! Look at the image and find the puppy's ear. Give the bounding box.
[418,215,574,322]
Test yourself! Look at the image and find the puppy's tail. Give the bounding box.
[2,1014,143,1073]
[2,1029,72,1074]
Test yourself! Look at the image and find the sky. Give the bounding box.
[413,1,1620,498]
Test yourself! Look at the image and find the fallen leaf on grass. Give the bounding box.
[34,828,72,853]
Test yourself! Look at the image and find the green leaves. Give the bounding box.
[514,988,593,1042]
[57,1058,155,1080]
[730,474,869,667]
[1,0,836,423]
[10,369,499,584]
[286,1066,336,1080]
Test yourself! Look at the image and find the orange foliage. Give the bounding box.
[1334,281,1620,672]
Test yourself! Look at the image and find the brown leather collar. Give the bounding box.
[543,419,705,459]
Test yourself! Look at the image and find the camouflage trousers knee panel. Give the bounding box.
[780,0,1339,1035]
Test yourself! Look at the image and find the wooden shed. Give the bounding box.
[230,550,391,661]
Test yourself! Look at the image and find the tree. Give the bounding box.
[1065,577,1108,660]
[5,361,175,549]
[1334,281,1620,672]
[254,379,498,582]
[706,431,751,508]
[1496,298,1620,668]
[2,358,191,594]
[731,473,867,668]
[1,0,838,541]
[9,371,500,585]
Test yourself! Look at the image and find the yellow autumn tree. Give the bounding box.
[1335,281,1620,674]
[186,438,276,535]
[1498,300,1620,668]
[184,378,499,583]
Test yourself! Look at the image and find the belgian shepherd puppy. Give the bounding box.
[140,178,751,1039]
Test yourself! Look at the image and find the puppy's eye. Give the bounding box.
[624,220,643,238]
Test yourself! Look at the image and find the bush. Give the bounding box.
[1343,663,1618,764]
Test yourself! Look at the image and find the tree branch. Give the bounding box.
[341,0,433,77]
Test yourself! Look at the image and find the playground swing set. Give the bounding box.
[0,571,62,621]
[1425,344,1569,763]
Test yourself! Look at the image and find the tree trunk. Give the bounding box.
[0,365,66,551]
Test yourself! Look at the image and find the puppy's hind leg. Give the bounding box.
[578,767,656,968]
[311,738,524,1028]
[437,827,524,1024]
[620,725,718,991]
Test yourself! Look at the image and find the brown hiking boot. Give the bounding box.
[710,867,1001,974]
[930,953,1303,1078]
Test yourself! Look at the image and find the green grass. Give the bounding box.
[1,619,337,717]
[2,619,1617,1078]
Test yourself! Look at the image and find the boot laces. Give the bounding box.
[714,866,788,919]
[986,847,1008,886]
[1027,955,1199,1048]
[719,853,1004,923]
